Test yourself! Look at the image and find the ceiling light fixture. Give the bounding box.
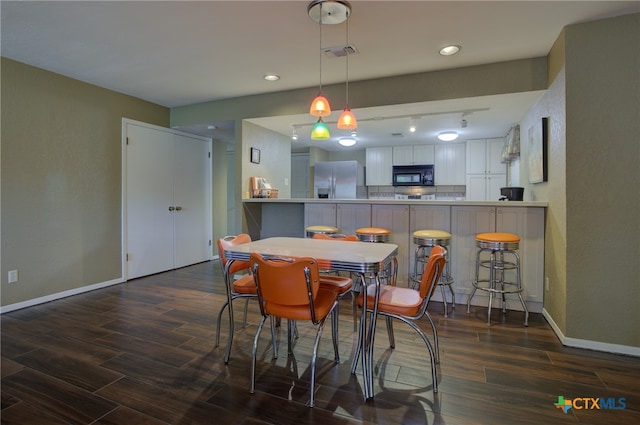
[336,3,357,130]
[291,127,298,140]
[438,131,459,142]
[311,118,331,140]
[439,45,461,56]
[263,74,280,81]
[409,117,417,133]
[338,137,356,147]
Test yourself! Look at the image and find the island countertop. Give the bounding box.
[242,197,548,207]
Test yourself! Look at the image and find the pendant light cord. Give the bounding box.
[318,3,323,93]
[345,8,349,107]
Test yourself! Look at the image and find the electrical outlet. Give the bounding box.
[8,270,18,284]
[284,177,289,186]
[545,276,550,292]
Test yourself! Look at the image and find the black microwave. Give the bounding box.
[392,164,434,186]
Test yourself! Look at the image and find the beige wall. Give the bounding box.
[518,69,568,333]
[563,14,639,346]
[1,58,169,307]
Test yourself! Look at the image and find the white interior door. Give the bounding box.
[173,134,211,268]
[126,123,175,279]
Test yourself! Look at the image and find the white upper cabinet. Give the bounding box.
[393,145,435,165]
[466,138,506,175]
[434,143,466,185]
[366,147,393,186]
[466,138,506,200]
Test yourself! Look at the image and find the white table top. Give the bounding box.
[224,237,397,274]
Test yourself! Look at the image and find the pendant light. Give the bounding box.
[337,5,357,130]
[309,1,330,118]
[311,118,331,140]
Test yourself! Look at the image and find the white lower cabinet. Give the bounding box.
[304,203,337,229]
[371,204,410,286]
[451,206,544,312]
[408,205,451,281]
[337,204,371,236]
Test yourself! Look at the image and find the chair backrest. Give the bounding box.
[217,234,252,275]
[250,253,321,320]
[312,233,359,241]
[418,245,446,300]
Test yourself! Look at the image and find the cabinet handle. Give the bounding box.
[176,206,183,211]
[168,206,175,211]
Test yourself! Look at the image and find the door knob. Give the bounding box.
[168,206,175,211]
[175,206,183,211]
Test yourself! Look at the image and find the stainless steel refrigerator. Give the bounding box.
[313,160,366,199]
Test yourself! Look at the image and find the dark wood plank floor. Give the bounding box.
[2,261,638,424]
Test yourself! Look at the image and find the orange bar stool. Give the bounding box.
[466,232,529,326]
[411,229,455,317]
[305,225,339,238]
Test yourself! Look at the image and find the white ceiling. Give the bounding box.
[3,1,638,150]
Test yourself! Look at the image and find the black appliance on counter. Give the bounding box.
[392,164,434,187]
[500,187,524,201]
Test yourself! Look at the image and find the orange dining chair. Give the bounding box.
[216,234,275,364]
[351,245,446,393]
[312,233,358,331]
[249,253,340,408]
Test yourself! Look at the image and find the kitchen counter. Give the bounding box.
[243,197,548,207]
[242,197,547,314]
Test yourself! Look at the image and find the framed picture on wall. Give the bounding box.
[528,117,548,183]
[250,147,261,164]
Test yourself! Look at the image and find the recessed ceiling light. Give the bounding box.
[207,125,216,130]
[438,131,459,141]
[439,45,461,56]
[264,74,280,81]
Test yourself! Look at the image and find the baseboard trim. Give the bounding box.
[542,308,640,357]
[0,277,124,314]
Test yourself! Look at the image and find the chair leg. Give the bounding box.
[386,316,395,349]
[215,300,229,347]
[224,298,236,364]
[243,298,250,327]
[309,319,328,408]
[425,311,440,363]
[250,316,267,394]
[270,316,278,359]
[401,317,438,393]
[331,308,340,363]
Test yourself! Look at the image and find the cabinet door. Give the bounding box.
[465,174,487,201]
[409,205,451,278]
[435,143,466,185]
[413,145,435,164]
[450,206,496,298]
[466,140,487,174]
[365,147,393,185]
[337,204,371,236]
[304,203,336,229]
[392,146,414,165]
[173,134,212,269]
[496,207,545,308]
[372,204,410,286]
[486,174,507,201]
[487,138,507,174]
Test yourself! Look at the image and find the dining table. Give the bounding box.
[223,236,398,401]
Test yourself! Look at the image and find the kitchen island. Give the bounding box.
[243,198,547,313]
